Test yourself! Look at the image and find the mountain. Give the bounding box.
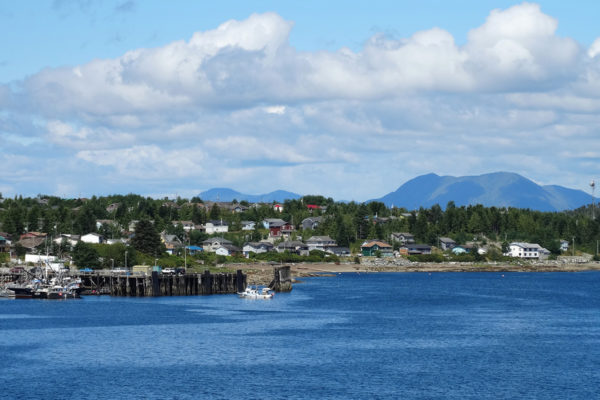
[198,188,301,203]
[371,172,595,211]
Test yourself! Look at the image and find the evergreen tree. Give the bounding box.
[72,241,100,269]
[131,220,164,256]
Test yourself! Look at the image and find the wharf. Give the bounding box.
[78,270,246,296]
[1,266,293,297]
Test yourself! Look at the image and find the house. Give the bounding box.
[273,204,284,213]
[204,220,229,234]
[17,236,46,251]
[229,204,249,213]
[106,238,127,245]
[243,242,274,257]
[277,241,309,256]
[267,220,294,239]
[326,247,351,257]
[161,234,183,255]
[451,245,473,255]
[20,232,47,241]
[361,240,393,257]
[560,239,569,252]
[106,203,120,213]
[263,218,286,229]
[301,216,323,231]
[172,220,195,232]
[96,219,118,230]
[81,233,104,244]
[202,237,233,252]
[306,204,321,211]
[439,237,456,251]
[215,244,241,257]
[390,232,415,245]
[306,235,337,251]
[399,244,432,255]
[53,234,80,247]
[504,242,544,259]
[241,221,256,231]
[185,245,203,255]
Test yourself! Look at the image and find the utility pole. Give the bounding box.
[572,236,575,257]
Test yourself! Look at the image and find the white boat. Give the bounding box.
[238,286,274,299]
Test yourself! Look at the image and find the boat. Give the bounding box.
[0,285,16,298]
[238,286,274,299]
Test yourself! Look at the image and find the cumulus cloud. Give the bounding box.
[3,3,600,199]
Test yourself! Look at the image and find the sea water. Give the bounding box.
[1,272,599,399]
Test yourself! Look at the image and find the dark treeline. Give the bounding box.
[1,193,599,256]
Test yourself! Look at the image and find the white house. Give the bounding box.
[560,240,569,252]
[306,236,337,251]
[53,234,80,247]
[81,233,104,244]
[204,220,229,234]
[202,237,233,252]
[172,220,195,232]
[505,242,544,259]
[241,221,256,231]
[215,244,241,256]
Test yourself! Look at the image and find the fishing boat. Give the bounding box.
[238,286,274,299]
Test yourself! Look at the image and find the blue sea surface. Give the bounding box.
[1,272,599,399]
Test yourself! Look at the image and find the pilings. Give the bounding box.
[79,270,246,297]
[269,266,293,292]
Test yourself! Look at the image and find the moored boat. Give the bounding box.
[238,286,274,299]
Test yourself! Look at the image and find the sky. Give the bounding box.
[1,1,600,201]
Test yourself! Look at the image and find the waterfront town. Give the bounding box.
[1,192,599,288]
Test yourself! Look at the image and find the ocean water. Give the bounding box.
[1,272,599,399]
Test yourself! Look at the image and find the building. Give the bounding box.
[53,234,80,247]
[505,242,544,259]
[81,233,104,244]
[202,237,233,252]
[306,236,337,251]
[215,244,241,257]
[241,221,256,231]
[390,232,415,245]
[204,220,229,234]
[439,237,456,251]
[560,240,569,252]
[361,240,393,257]
[172,221,196,232]
[277,241,309,256]
[326,247,351,257]
[399,244,432,255]
[301,216,323,231]
[242,242,274,257]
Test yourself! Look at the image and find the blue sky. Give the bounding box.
[1,1,599,201]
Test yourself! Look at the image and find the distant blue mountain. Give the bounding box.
[370,172,595,211]
[199,188,301,203]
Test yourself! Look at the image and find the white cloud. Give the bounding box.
[3,4,600,199]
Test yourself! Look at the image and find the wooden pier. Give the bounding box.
[80,270,246,297]
[2,266,293,297]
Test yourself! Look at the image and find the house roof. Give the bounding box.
[306,235,335,243]
[203,237,232,245]
[402,244,431,250]
[278,241,308,249]
[439,237,456,243]
[361,240,392,249]
[510,242,542,249]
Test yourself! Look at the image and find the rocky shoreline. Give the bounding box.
[240,259,600,285]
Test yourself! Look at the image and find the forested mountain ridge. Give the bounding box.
[371,172,594,211]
